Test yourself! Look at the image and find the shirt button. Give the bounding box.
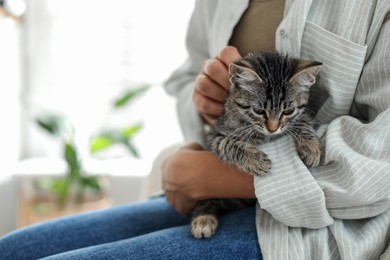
[279,29,287,37]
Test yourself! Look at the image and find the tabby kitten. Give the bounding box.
[191,51,322,239]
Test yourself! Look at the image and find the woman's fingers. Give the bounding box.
[193,46,242,125]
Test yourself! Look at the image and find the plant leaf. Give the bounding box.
[36,116,63,137]
[36,114,74,138]
[113,85,149,108]
[81,176,101,192]
[64,142,81,179]
[89,136,114,153]
[89,125,142,157]
[50,179,70,208]
[124,140,140,158]
[121,123,143,138]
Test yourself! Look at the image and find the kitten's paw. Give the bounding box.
[241,149,272,176]
[297,138,322,167]
[191,215,218,239]
[251,157,272,176]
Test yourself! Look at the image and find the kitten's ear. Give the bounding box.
[289,61,322,88]
[229,62,263,89]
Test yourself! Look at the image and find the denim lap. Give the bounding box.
[0,197,261,260]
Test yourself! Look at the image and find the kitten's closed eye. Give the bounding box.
[283,104,306,117]
[234,101,251,110]
[253,108,266,116]
[235,101,266,116]
[282,108,295,116]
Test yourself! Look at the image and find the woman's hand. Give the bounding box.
[193,46,242,125]
[161,143,205,215]
[161,143,255,216]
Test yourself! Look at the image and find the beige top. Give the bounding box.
[229,0,285,55]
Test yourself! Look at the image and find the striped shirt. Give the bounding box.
[164,0,390,259]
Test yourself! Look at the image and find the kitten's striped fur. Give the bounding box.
[191,52,322,239]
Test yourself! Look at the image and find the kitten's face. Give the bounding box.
[232,90,305,135]
[228,52,322,136]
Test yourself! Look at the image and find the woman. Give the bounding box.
[1,0,389,259]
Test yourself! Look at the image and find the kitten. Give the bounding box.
[191,51,322,239]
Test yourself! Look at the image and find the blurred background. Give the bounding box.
[0,0,195,236]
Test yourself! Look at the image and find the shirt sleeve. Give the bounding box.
[254,16,390,229]
[163,0,211,144]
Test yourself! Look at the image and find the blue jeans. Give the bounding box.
[0,197,261,259]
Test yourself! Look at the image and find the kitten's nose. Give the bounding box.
[266,120,279,133]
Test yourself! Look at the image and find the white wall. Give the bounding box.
[0,10,22,237]
[0,176,17,236]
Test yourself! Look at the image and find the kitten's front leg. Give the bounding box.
[207,133,272,176]
[292,125,322,167]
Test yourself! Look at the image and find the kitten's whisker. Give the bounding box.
[284,128,302,143]
[245,130,257,143]
[230,125,253,139]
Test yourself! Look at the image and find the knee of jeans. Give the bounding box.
[0,233,21,259]
[0,230,41,259]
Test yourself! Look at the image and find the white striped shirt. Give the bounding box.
[164,0,390,259]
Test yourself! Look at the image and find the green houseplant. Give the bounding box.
[19,85,149,226]
[35,113,101,208]
[89,85,149,158]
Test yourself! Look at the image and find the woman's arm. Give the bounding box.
[162,1,247,215]
[162,45,244,215]
[163,0,211,144]
[161,143,255,215]
[164,0,242,141]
